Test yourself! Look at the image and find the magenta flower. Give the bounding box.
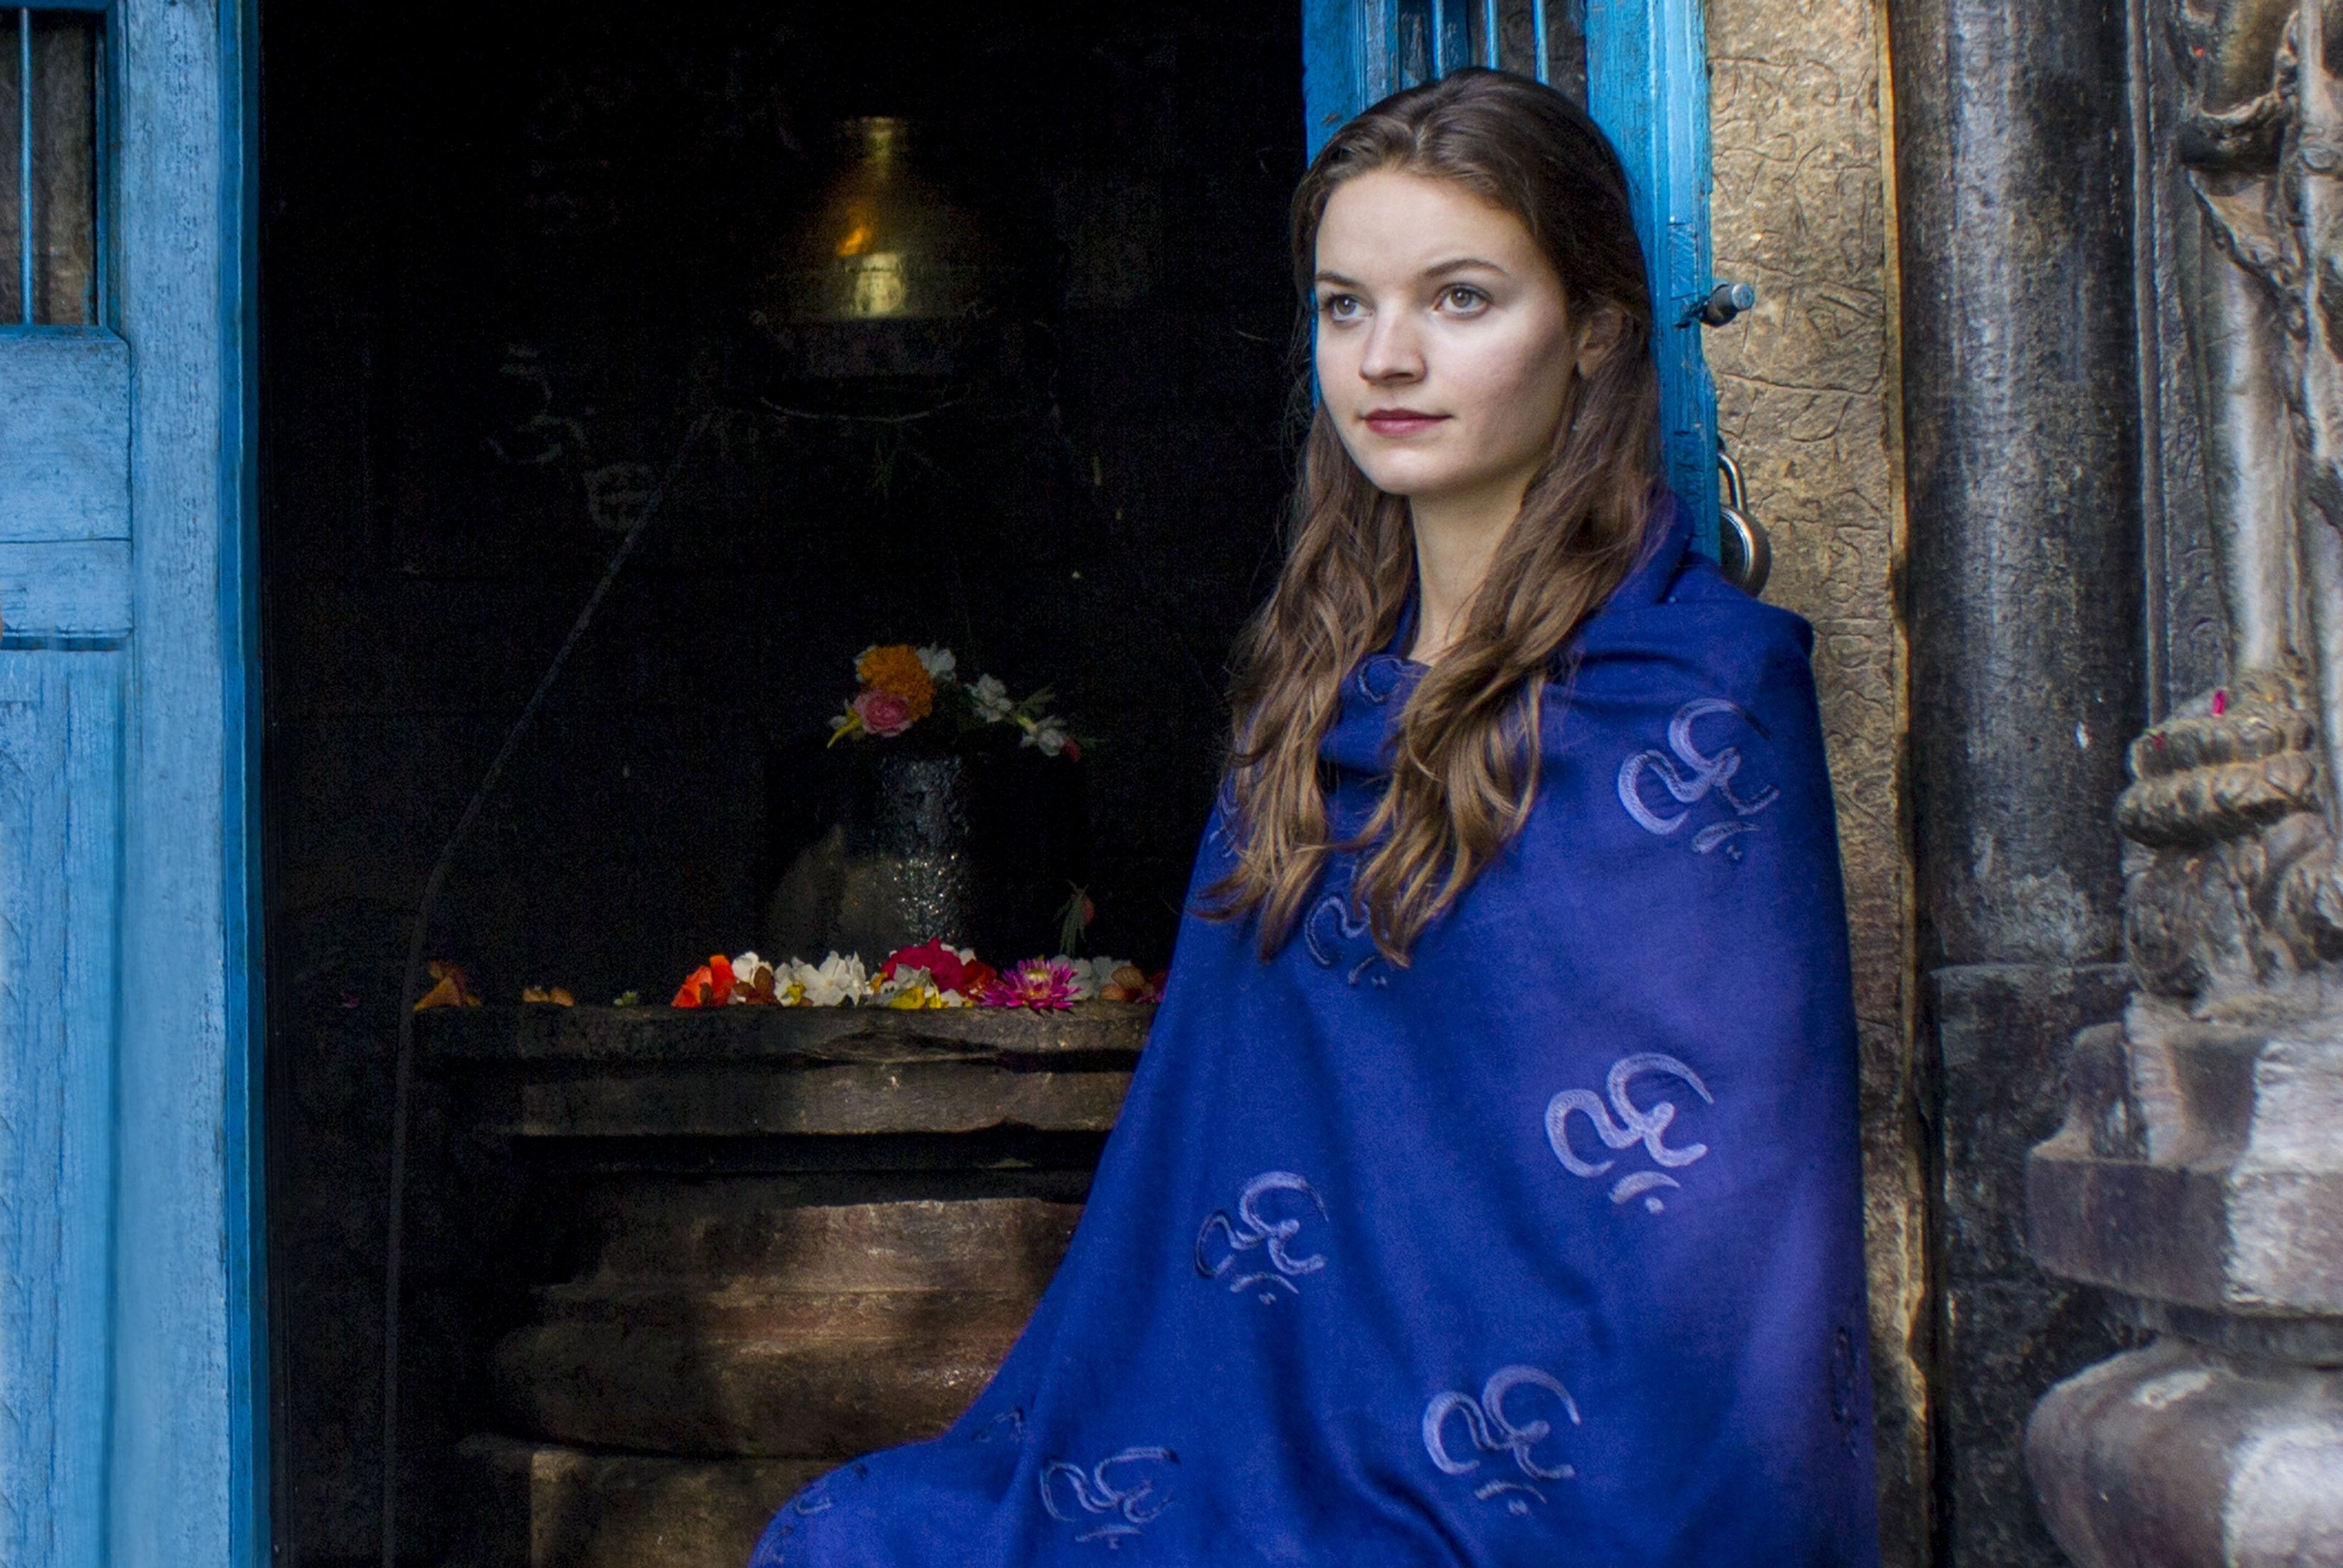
[978,957,1080,1011]
[852,687,916,737]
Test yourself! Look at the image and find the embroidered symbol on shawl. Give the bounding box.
[1040,1446,1179,1547]
[1617,697,1780,857]
[971,1406,1025,1444]
[1423,1365,1582,1515]
[1545,1053,1715,1212]
[1195,1171,1328,1302]
[1303,872,1388,985]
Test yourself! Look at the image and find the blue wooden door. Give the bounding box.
[0,2,263,1565]
[1301,0,1723,552]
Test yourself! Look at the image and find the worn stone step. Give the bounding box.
[530,1282,1044,1338]
[451,1434,824,1568]
[581,1192,1081,1289]
[494,1301,1023,1457]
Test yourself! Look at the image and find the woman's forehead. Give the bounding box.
[1315,169,1542,279]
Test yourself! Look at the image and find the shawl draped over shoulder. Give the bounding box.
[751,499,1881,1566]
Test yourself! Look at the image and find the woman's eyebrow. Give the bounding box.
[1422,256,1508,278]
[1312,269,1365,289]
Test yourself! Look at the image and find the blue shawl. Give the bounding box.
[752,501,1880,1566]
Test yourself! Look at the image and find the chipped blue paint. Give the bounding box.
[1299,0,1723,554]
[0,0,265,1564]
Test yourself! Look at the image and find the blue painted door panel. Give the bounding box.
[0,650,121,1568]
[1300,0,1722,552]
[0,0,264,1563]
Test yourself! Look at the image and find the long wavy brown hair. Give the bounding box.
[1207,68,1662,963]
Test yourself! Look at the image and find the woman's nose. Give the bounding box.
[1358,316,1424,383]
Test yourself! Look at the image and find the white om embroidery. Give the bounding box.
[1545,1053,1715,1213]
[1423,1365,1582,1515]
[1195,1171,1328,1302]
[1617,697,1780,855]
[1040,1447,1179,1547]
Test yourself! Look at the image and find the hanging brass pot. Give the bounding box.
[753,118,1009,379]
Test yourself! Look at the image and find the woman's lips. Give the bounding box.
[1363,410,1449,437]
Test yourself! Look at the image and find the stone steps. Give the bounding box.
[425,1004,1142,1567]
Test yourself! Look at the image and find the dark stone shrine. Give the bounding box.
[256,6,1300,1564]
[424,1002,1146,1568]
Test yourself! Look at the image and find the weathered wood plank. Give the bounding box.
[0,540,133,639]
[108,0,261,1564]
[0,651,122,1568]
[1585,0,1722,550]
[0,333,131,543]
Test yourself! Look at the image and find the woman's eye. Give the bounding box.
[1320,293,1363,321]
[1440,286,1489,313]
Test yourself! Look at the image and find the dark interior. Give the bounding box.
[257,4,1304,1560]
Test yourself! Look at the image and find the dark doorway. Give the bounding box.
[257,5,1303,1561]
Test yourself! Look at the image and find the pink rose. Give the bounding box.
[853,687,915,737]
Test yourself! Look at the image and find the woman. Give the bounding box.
[752,68,1878,1567]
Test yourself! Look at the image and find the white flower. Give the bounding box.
[916,645,958,681]
[1061,955,1099,1001]
[877,965,945,1009]
[1023,715,1072,757]
[730,951,764,978]
[1061,956,1127,1001]
[970,674,1015,724]
[797,952,868,1007]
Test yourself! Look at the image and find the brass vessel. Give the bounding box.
[753,118,1006,379]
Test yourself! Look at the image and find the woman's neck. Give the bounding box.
[1406,477,1531,665]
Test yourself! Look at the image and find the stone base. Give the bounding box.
[450,1435,827,1568]
[2027,1338,2343,1568]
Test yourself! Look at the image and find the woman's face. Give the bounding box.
[1312,169,1580,511]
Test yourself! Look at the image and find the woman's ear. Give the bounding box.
[1573,304,1629,379]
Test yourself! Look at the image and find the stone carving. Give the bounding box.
[2025,3,2343,1562]
[2126,0,2343,1005]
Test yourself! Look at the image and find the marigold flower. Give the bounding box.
[856,644,936,719]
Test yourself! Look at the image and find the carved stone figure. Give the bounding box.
[2024,2,2343,1561]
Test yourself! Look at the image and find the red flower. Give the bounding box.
[880,939,994,998]
[671,953,735,1008]
[853,687,916,737]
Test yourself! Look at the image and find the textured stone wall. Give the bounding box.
[1702,2,1924,1561]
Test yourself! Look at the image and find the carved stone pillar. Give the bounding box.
[1889,0,2148,1557]
[2024,0,2343,1558]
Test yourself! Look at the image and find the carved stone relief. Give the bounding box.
[2025,1,2343,1560]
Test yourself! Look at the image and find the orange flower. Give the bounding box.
[856,644,936,721]
[670,954,736,1008]
[414,960,482,1011]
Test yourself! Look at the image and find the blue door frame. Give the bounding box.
[0,0,264,1563]
[1301,0,1723,553]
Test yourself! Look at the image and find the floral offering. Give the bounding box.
[663,942,1158,1011]
[977,956,1083,1011]
[827,643,1083,758]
